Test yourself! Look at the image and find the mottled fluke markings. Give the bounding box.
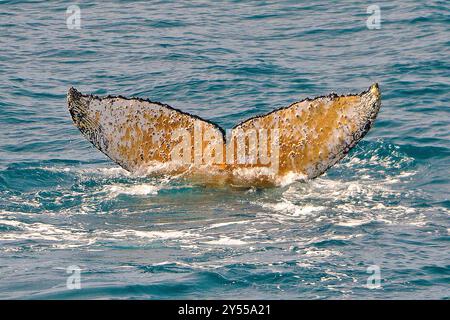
[67,84,381,186]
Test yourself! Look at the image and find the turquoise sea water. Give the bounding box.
[0,1,449,299]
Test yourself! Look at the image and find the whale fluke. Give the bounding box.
[68,84,381,186]
[67,88,224,174]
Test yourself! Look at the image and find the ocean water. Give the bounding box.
[0,0,449,299]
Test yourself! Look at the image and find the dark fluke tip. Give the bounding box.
[67,87,82,101]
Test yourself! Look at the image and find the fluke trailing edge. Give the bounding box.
[67,84,381,186]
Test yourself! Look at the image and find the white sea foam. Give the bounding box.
[336,219,371,227]
[252,163,427,228]
[208,220,251,229]
[205,237,247,246]
[277,172,308,187]
[0,218,203,250]
[304,249,342,258]
[105,183,160,196]
[107,229,191,240]
[0,219,92,248]
[260,199,325,217]
[40,165,130,177]
[0,146,438,262]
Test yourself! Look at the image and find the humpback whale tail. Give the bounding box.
[68,84,381,186]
